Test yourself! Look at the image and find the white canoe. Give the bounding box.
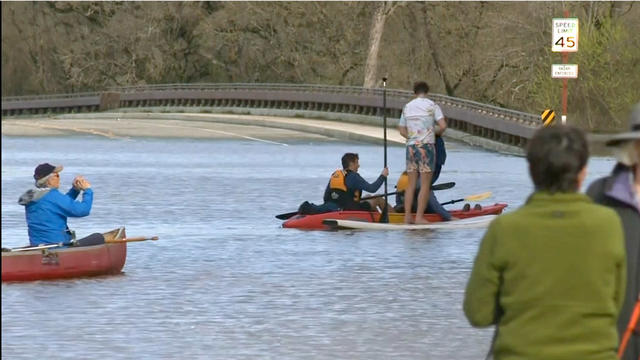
[322,215,497,230]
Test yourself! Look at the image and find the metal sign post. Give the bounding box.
[551,11,578,124]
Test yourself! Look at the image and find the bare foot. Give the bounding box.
[404,214,414,224]
[414,217,430,225]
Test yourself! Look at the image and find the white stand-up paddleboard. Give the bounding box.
[322,215,497,230]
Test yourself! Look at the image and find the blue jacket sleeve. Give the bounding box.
[54,189,93,217]
[347,173,385,194]
[66,187,80,200]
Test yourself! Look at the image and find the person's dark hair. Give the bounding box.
[413,81,429,95]
[341,153,359,169]
[526,125,589,193]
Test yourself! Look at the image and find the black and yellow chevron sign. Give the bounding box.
[541,109,556,127]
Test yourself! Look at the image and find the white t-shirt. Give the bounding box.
[398,97,444,145]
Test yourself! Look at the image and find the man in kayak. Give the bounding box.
[297,153,390,215]
[323,152,390,212]
[464,126,626,359]
[18,163,103,247]
[398,81,448,224]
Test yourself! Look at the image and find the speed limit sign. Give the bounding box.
[552,18,579,52]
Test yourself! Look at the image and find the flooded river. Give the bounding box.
[1,135,616,359]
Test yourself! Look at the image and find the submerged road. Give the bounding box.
[1,111,511,152]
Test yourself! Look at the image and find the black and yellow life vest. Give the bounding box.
[325,169,360,206]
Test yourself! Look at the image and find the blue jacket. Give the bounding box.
[18,187,93,246]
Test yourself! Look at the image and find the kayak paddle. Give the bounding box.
[440,191,492,206]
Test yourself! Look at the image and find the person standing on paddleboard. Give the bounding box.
[394,135,459,221]
[464,125,626,360]
[398,81,447,224]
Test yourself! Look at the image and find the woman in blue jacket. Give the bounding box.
[18,163,99,246]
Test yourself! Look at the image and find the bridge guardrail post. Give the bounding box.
[100,92,121,111]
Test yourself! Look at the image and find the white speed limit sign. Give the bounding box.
[552,18,579,52]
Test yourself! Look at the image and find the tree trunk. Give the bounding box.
[422,5,454,95]
[363,2,397,88]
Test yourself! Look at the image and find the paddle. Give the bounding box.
[6,244,62,252]
[275,181,456,220]
[380,77,389,223]
[4,236,159,252]
[106,236,159,243]
[440,191,492,206]
[367,181,455,200]
[618,293,640,359]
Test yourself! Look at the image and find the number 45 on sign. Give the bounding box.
[552,18,579,52]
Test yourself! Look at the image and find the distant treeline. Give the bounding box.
[2,2,638,130]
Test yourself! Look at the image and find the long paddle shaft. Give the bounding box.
[381,77,389,222]
[363,181,454,200]
[275,182,456,220]
[440,191,492,206]
[617,293,640,358]
[5,236,159,252]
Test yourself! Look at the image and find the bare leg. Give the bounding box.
[404,171,418,223]
[365,199,377,212]
[366,198,393,213]
[414,172,433,224]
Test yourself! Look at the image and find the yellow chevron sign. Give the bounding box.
[541,109,556,127]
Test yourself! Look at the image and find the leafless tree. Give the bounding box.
[363,1,399,88]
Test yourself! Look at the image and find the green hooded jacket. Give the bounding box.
[464,192,626,360]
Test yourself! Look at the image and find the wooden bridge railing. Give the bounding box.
[1,83,541,148]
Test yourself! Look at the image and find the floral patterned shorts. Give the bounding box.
[406,143,435,173]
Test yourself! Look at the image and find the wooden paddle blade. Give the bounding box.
[464,191,492,201]
[106,236,158,243]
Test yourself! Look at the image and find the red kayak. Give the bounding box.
[2,228,127,282]
[282,203,508,230]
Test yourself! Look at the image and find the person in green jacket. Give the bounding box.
[464,125,626,360]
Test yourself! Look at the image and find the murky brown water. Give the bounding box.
[1,135,616,359]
